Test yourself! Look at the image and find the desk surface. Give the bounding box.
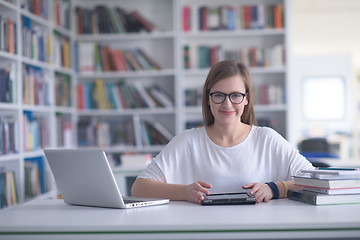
[0,199,360,240]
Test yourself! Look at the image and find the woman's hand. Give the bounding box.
[184,181,212,204]
[242,182,273,203]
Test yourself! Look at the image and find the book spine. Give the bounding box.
[287,190,316,205]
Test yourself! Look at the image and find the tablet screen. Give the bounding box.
[204,193,249,200]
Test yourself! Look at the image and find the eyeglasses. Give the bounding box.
[209,92,246,104]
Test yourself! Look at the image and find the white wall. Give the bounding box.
[291,0,360,66]
[289,0,360,153]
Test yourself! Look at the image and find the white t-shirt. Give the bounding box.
[138,126,314,193]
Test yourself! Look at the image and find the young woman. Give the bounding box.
[132,60,314,204]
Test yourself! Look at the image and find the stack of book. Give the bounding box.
[289,168,360,205]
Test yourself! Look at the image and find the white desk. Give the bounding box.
[0,199,360,240]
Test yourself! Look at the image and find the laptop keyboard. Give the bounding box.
[124,199,145,204]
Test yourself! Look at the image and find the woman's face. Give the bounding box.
[208,74,248,127]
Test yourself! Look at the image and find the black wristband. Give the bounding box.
[265,182,279,199]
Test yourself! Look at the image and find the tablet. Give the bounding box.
[201,192,256,205]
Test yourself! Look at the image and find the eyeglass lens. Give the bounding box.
[211,92,244,104]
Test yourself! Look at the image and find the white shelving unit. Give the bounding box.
[0,0,289,203]
[0,0,75,209]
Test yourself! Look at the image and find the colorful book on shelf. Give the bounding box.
[77,118,135,147]
[141,121,171,146]
[54,0,71,29]
[56,113,72,148]
[24,156,46,199]
[22,111,50,152]
[0,171,18,208]
[0,62,16,103]
[0,115,18,155]
[55,72,71,107]
[194,4,284,31]
[288,189,360,206]
[22,64,50,106]
[76,5,156,34]
[130,10,155,32]
[182,6,191,31]
[147,86,174,107]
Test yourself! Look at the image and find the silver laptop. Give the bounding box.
[44,149,169,209]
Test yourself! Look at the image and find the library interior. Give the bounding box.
[0,0,360,239]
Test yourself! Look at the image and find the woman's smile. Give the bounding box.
[220,110,235,116]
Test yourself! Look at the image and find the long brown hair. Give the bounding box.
[202,60,257,126]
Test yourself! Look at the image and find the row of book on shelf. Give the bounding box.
[4,0,69,28]
[0,170,17,209]
[0,115,18,156]
[1,111,73,156]
[184,44,285,69]
[21,0,49,19]
[78,43,161,72]
[54,0,71,30]
[0,15,17,54]
[23,64,50,106]
[55,113,72,148]
[77,118,135,147]
[55,72,71,107]
[77,117,173,148]
[0,155,48,209]
[183,3,284,32]
[289,168,360,205]
[76,5,155,34]
[22,111,49,152]
[22,16,52,63]
[77,79,173,110]
[53,31,71,69]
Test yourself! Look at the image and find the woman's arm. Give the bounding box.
[132,178,212,204]
[242,180,301,203]
[275,180,301,198]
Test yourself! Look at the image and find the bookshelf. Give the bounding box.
[0,0,290,206]
[73,0,178,155]
[0,0,76,209]
[180,0,289,137]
